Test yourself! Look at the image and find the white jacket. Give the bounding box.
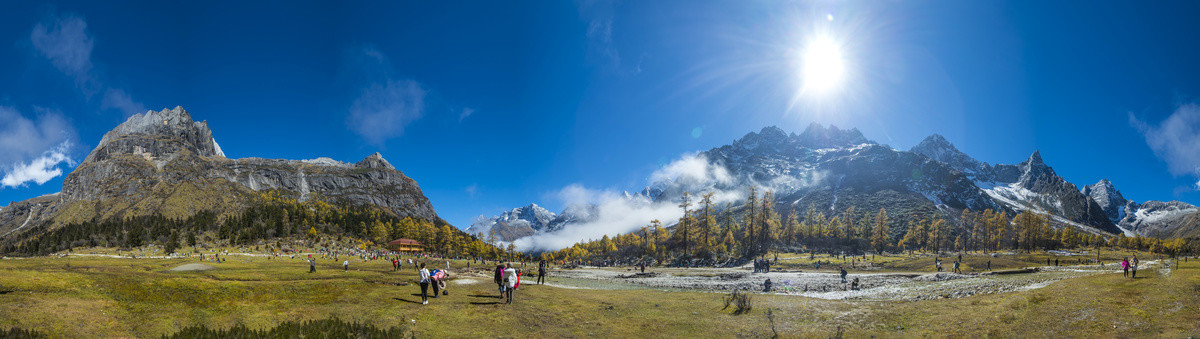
[419,268,431,283]
[504,268,518,288]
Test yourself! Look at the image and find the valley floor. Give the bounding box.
[0,250,1197,337]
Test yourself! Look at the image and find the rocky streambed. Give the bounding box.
[548,263,1144,301]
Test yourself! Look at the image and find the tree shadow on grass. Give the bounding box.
[0,290,11,295]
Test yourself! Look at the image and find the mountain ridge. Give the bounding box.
[0,106,443,243]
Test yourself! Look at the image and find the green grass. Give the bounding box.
[0,252,1197,338]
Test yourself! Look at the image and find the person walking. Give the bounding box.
[418,263,431,305]
[538,261,547,285]
[343,260,349,271]
[840,266,848,283]
[1132,256,1139,278]
[1121,257,1130,278]
[504,265,519,304]
[309,258,316,273]
[953,261,961,274]
[494,263,507,299]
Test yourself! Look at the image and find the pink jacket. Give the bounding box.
[1121,260,1130,270]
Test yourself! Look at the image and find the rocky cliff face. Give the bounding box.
[0,106,441,240]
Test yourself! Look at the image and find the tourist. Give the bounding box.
[986,260,991,271]
[1121,257,1130,278]
[538,261,547,285]
[953,261,961,274]
[840,266,848,283]
[495,263,507,299]
[1132,256,1139,278]
[418,263,431,305]
[851,277,860,290]
[504,265,518,304]
[309,258,316,273]
[343,260,349,271]
[764,278,773,292]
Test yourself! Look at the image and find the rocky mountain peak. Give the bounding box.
[797,123,871,149]
[83,106,224,164]
[355,152,395,170]
[1017,150,1057,189]
[910,134,982,172]
[1083,179,1127,224]
[1026,150,1044,166]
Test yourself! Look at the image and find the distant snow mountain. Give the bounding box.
[1081,179,1199,237]
[466,203,599,242]
[484,124,1195,248]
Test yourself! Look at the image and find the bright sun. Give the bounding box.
[801,36,846,95]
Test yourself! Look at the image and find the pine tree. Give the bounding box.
[871,208,889,253]
[700,192,716,254]
[678,191,693,257]
[743,186,758,257]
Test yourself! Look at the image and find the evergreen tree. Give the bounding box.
[678,191,693,257]
[871,208,889,253]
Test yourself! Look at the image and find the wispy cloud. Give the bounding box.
[466,183,479,198]
[1130,103,1200,189]
[459,107,475,122]
[101,88,146,116]
[30,13,145,117]
[0,107,76,188]
[345,46,428,145]
[347,79,426,145]
[577,0,621,69]
[30,15,93,81]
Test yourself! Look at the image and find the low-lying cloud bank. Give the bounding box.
[511,153,753,252]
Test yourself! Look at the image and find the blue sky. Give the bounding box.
[2,1,1200,228]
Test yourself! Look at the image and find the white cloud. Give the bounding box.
[465,183,479,198]
[459,107,475,122]
[1130,104,1200,188]
[347,79,427,145]
[2,141,74,188]
[0,106,75,166]
[101,88,146,117]
[650,153,734,187]
[30,15,93,79]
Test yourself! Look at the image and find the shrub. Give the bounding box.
[165,317,408,339]
[722,290,753,315]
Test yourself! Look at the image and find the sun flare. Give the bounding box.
[801,36,846,95]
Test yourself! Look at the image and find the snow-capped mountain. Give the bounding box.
[1081,179,1199,237]
[1082,179,1128,224]
[466,203,599,242]
[910,136,1119,234]
[485,124,1196,248]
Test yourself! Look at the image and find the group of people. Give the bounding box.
[1121,256,1140,278]
[753,259,772,273]
[417,263,450,304]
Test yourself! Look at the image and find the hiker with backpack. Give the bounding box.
[503,266,520,304]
